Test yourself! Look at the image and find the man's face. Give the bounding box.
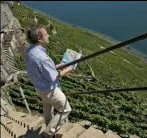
[39,28,49,45]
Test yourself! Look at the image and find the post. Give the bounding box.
[19,86,32,115]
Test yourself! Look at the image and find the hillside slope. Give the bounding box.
[5,1,147,138]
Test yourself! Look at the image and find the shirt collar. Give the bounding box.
[38,45,46,52]
[29,44,46,52]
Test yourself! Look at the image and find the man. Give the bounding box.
[25,24,72,138]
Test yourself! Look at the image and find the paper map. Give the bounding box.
[61,49,82,70]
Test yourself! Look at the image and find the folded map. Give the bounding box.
[61,49,82,70]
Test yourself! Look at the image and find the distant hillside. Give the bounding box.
[6,1,147,138]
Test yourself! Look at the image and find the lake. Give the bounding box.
[22,1,147,55]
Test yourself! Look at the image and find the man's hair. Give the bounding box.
[27,24,45,44]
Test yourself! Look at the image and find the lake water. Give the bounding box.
[22,1,147,55]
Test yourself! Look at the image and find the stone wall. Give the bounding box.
[1,1,28,86]
[1,1,28,112]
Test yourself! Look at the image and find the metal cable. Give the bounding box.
[11,86,147,99]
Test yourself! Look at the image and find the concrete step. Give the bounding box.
[3,111,44,137]
[1,114,26,137]
[8,110,27,119]
[31,120,75,138]
[78,126,105,138]
[22,117,45,138]
[32,119,71,135]
[57,122,74,136]
[105,130,121,138]
[8,111,43,128]
[1,116,12,138]
[1,124,11,138]
[78,120,92,129]
[29,116,44,128]
[32,121,74,138]
[29,123,46,138]
[62,123,86,138]
[36,123,46,134]
[4,115,28,137]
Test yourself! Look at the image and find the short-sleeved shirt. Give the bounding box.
[25,44,59,91]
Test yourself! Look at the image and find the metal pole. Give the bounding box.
[66,86,147,96]
[19,86,32,115]
[57,32,147,70]
[12,86,147,98]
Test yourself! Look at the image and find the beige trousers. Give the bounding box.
[36,87,72,136]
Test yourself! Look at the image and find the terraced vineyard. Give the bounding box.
[8,2,147,138]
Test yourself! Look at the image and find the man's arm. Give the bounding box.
[40,59,59,82]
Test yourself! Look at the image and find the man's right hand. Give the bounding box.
[58,66,73,77]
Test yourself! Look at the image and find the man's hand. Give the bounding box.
[57,66,73,77]
[56,63,62,69]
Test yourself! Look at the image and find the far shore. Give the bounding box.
[122,48,147,63]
